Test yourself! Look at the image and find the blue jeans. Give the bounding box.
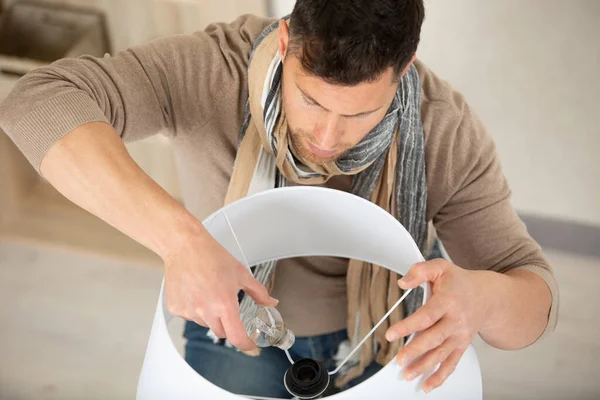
[184,321,382,398]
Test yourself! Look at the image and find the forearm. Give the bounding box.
[477,268,552,350]
[40,121,206,259]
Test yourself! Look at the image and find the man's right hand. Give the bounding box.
[163,229,279,351]
[38,122,277,352]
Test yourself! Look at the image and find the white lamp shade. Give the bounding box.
[137,187,482,399]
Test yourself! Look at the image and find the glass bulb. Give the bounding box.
[243,306,295,350]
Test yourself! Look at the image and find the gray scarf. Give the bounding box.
[237,18,427,322]
[212,19,429,382]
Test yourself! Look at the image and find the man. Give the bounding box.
[0,0,557,397]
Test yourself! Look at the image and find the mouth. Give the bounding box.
[307,142,337,158]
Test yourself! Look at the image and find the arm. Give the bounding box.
[426,99,557,347]
[40,121,197,263]
[385,90,558,391]
[479,267,552,349]
[0,15,277,350]
[386,260,551,393]
[41,121,276,350]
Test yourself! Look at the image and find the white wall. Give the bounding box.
[418,0,600,226]
[268,0,294,17]
[269,0,600,226]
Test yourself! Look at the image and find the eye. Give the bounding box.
[301,93,317,107]
[352,113,370,120]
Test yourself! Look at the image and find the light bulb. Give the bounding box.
[243,306,295,350]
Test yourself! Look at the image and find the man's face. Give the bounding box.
[281,55,399,165]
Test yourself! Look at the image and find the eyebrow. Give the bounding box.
[296,83,383,118]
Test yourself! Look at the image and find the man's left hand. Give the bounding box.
[385,259,493,393]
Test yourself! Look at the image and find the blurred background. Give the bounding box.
[0,0,598,399]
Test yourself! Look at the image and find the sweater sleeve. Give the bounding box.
[421,71,559,340]
[0,14,272,172]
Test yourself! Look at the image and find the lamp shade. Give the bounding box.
[137,187,482,399]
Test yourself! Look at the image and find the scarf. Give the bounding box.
[224,19,428,387]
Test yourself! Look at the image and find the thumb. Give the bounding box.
[242,274,279,307]
[398,259,447,289]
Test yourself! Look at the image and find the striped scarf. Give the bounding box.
[224,19,428,386]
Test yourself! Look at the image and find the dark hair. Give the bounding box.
[288,0,425,86]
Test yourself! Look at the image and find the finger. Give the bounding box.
[385,296,446,342]
[220,299,257,351]
[423,347,467,393]
[396,317,455,367]
[402,337,458,380]
[398,259,449,289]
[205,316,226,338]
[178,310,208,327]
[241,273,279,307]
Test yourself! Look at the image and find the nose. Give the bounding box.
[313,116,343,150]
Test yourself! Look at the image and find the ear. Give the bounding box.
[278,19,290,59]
[400,54,417,77]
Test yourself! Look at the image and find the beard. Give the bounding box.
[288,125,352,166]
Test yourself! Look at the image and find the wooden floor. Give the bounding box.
[0,239,598,399]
